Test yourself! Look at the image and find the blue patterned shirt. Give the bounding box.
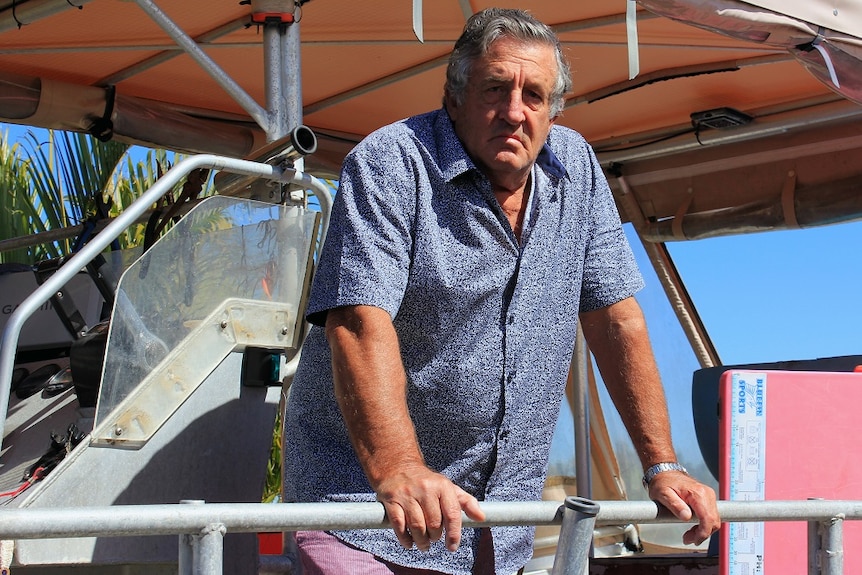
[284,108,643,575]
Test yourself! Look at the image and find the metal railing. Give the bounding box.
[1,499,860,575]
[0,154,333,453]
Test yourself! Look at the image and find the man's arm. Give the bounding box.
[325,304,485,552]
[579,296,720,545]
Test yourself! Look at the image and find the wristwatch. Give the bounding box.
[642,462,688,488]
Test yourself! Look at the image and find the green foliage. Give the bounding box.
[263,408,283,503]
[0,129,130,263]
[0,131,35,264]
[0,129,217,264]
[18,130,130,261]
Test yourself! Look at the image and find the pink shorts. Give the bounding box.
[294,529,510,575]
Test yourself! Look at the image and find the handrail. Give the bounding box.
[0,155,333,454]
[2,500,861,539]
[0,500,858,574]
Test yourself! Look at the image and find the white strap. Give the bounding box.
[626,0,640,80]
[412,0,424,43]
[812,43,840,88]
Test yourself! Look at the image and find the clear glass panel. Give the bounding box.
[96,196,318,425]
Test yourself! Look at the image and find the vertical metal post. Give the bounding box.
[261,1,302,143]
[820,516,844,575]
[809,518,821,575]
[572,325,592,499]
[263,22,286,142]
[179,531,195,575]
[196,522,227,575]
[179,499,227,575]
[552,497,599,575]
[281,14,302,130]
[809,497,822,575]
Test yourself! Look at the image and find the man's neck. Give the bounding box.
[493,171,532,241]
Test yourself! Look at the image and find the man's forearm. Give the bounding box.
[579,297,677,468]
[326,305,425,486]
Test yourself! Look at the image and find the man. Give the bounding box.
[284,8,720,575]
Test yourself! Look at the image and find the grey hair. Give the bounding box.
[444,8,572,118]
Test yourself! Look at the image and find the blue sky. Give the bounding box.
[667,222,862,366]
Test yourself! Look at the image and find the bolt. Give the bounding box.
[114,426,123,437]
[281,326,289,335]
[220,320,228,329]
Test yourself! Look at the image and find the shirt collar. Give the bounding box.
[435,109,475,182]
[435,109,568,183]
[536,136,567,181]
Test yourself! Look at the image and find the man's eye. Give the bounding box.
[524,90,546,107]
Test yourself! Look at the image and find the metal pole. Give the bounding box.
[809,497,823,575]
[280,12,304,180]
[179,532,196,575]
[821,516,844,575]
[196,523,226,575]
[179,500,205,575]
[809,519,821,575]
[572,325,592,499]
[281,16,302,130]
[263,22,285,142]
[131,0,270,130]
[0,500,861,540]
[552,497,600,575]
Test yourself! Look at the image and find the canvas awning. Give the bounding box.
[2,0,861,239]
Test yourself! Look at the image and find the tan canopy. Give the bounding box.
[1,0,862,240]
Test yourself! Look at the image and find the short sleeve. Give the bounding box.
[578,146,644,311]
[305,128,418,326]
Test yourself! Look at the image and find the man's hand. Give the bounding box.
[374,463,485,552]
[648,471,721,545]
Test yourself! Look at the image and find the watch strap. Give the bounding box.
[642,462,688,488]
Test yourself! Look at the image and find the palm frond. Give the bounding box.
[0,130,36,264]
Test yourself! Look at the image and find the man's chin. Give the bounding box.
[489,153,531,173]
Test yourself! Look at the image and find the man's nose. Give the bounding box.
[498,90,526,124]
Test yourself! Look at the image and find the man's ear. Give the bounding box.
[443,90,458,115]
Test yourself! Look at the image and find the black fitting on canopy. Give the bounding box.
[88,85,116,142]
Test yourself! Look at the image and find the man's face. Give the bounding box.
[446,37,558,189]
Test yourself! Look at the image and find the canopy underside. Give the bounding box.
[1,0,861,239]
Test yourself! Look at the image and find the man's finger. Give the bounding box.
[683,523,712,546]
[403,499,432,551]
[438,487,469,552]
[457,489,486,522]
[420,492,445,544]
[383,502,414,549]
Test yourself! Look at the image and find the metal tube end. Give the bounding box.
[564,496,600,516]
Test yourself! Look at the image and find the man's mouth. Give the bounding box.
[494,133,523,144]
